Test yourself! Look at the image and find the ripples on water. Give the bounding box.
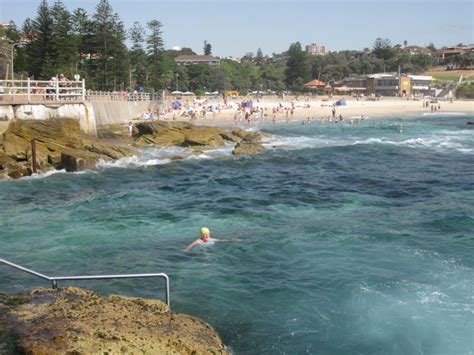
[1,115,473,354]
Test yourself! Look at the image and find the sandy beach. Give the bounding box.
[160,96,474,127]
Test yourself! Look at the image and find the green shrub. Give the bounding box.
[456,82,474,99]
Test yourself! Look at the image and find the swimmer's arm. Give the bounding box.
[213,237,241,242]
[185,240,200,251]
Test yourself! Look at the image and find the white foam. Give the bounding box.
[422,112,467,116]
[23,169,68,179]
[262,135,347,150]
[353,135,473,154]
[96,144,236,169]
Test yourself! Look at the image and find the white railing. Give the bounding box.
[0,79,163,104]
[0,258,170,311]
[86,90,156,102]
[0,78,85,104]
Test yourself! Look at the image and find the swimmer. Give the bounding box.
[185,227,223,251]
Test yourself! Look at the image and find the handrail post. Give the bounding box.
[55,78,59,100]
[27,77,31,103]
[164,274,170,308]
[82,79,85,102]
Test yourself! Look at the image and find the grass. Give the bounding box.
[426,68,474,81]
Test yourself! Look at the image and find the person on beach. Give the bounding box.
[185,227,223,251]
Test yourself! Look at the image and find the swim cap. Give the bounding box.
[200,227,210,236]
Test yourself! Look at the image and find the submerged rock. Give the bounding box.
[0,287,228,354]
[232,131,266,155]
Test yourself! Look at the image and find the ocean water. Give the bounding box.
[1,114,473,354]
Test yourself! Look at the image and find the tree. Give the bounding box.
[256,48,263,63]
[427,43,437,51]
[71,8,96,86]
[128,22,147,88]
[50,1,77,76]
[146,19,166,90]
[284,42,309,88]
[410,54,433,72]
[93,0,129,90]
[203,40,212,55]
[372,38,395,60]
[27,0,54,78]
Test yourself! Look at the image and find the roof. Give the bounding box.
[367,73,398,79]
[304,79,326,87]
[408,75,432,81]
[175,55,220,61]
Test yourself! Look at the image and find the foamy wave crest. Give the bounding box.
[24,169,68,179]
[422,112,468,116]
[96,155,171,169]
[262,135,347,150]
[97,145,236,169]
[353,136,473,153]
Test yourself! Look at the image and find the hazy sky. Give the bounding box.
[1,0,473,57]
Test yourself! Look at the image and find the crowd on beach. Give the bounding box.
[134,93,468,127]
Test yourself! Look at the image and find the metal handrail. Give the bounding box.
[0,258,170,311]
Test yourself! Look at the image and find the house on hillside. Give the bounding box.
[175,55,220,66]
[432,46,474,59]
[404,46,432,56]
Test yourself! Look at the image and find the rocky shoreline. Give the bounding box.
[0,287,228,354]
[0,119,267,180]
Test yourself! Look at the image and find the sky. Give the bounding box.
[1,0,473,57]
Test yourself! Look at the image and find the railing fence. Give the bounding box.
[0,258,170,312]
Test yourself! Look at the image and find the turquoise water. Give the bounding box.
[1,114,473,354]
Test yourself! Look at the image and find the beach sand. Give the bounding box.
[162,96,474,127]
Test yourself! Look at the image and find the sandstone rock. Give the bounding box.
[0,287,228,354]
[60,153,98,172]
[219,131,243,143]
[1,119,134,177]
[7,166,32,179]
[232,141,266,156]
[242,131,263,144]
[182,126,226,147]
[0,152,17,170]
[133,122,187,147]
[96,124,130,139]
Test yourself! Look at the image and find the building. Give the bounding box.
[175,55,220,66]
[404,46,432,56]
[343,76,367,90]
[342,73,433,96]
[366,73,400,96]
[407,75,433,96]
[432,45,474,59]
[305,43,326,56]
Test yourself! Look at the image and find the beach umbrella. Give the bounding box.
[304,79,326,88]
[171,90,183,95]
[183,91,195,96]
[335,86,350,92]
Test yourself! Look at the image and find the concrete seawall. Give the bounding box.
[0,100,150,136]
[90,100,150,125]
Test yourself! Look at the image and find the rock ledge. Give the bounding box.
[0,287,228,354]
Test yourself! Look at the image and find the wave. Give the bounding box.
[353,136,473,153]
[261,135,347,150]
[96,144,236,169]
[23,169,68,180]
[422,112,468,116]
